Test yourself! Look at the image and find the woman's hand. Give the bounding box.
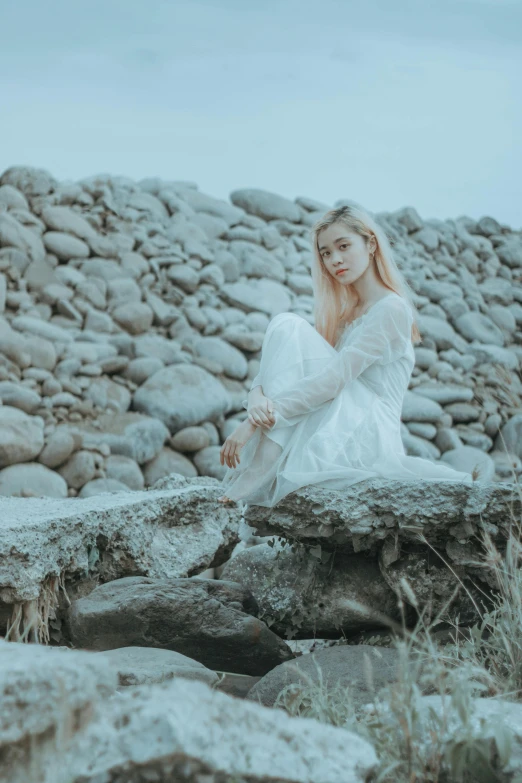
[247,395,276,429]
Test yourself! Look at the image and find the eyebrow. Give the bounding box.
[318,236,352,252]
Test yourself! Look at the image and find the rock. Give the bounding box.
[124,356,165,385]
[0,381,41,413]
[67,412,169,464]
[78,478,131,497]
[441,444,496,481]
[40,204,96,239]
[455,311,505,346]
[494,412,522,460]
[0,480,241,632]
[247,645,399,710]
[112,301,153,334]
[0,406,44,468]
[0,462,68,498]
[105,455,144,490]
[143,446,198,484]
[170,425,211,452]
[220,541,402,638]
[0,213,46,263]
[43,231,90,260]
[193,335,249,379]
[244,481,520,623]
[95,646,218,687]
[134,364,230,433]
[68,575,295,676]
[221,279,292,316]
[58,450,97,489]
[85,377,131,413]
[193,445,228,479]
[38,430,76,468]
[11,315,74,343]
[0,639,117,782]
[230,188,302,222]
[0,165,57,196]
[66,675,377,783]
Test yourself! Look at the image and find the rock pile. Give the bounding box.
[0,164,521,497]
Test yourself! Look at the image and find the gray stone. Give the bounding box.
[105,455,144,490]
[221,279,292,316]
[143,446,198,485]
[402,390,444,422]
[220,541,402,638]
[95,646,218,687]
[193,336,248,379]
[0,462,68,498]
[0,639,117,782]
[0,381,41,413]
[0,213,46,263]
[38,430,76,468]
[58,450,97,489]
[134,364,230,433]
[193,445,228,479]
[247,645,399,711]
[170,425,211,452]
[78,478,130,498]
[124,356,165,385]
[112,301,153,334]
[67,412,169,464]
[0,480,241,620]
[43,231,90,260]
[0,406,44,468]
[68,575,294,676]
[455,311,505,346]
[230,188,301,222]
[66,674,377,783]
[494,413,522,460]
[85,377,131,413]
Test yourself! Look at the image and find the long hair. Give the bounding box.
[309,204,422,348]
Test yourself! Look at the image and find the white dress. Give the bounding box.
[220,292,474,508]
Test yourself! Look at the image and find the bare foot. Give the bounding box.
[217,495,234,504]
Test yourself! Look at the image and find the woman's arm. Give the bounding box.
[268,298,413,427]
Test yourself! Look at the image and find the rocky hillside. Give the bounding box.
[0,165,521,498]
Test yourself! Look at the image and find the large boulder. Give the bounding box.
[245,480,520,625]
[68,676,378,782]
[247,644,399,711]
[64,412,169,464]
[68,575,294,676]
[0,477,241,642]
[220,540,402,638]
[0,639,117,783]
[133,363,230,433]
[0,406,44,468]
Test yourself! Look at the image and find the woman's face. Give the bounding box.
[317,223,375,286]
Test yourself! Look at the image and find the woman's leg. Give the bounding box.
[218,314,334,503]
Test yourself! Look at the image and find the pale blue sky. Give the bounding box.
[2,0,521,226]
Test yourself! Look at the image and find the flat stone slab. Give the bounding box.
[0,478,241,606]
[245,479,520,555]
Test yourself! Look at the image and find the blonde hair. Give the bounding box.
[309,204,422,348]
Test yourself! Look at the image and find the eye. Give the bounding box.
[340,244,348,249]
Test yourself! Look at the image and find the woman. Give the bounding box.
[217,204,474,508]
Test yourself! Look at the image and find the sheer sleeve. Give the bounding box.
[267,297,413,429]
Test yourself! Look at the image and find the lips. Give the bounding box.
[335,269,347,275]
